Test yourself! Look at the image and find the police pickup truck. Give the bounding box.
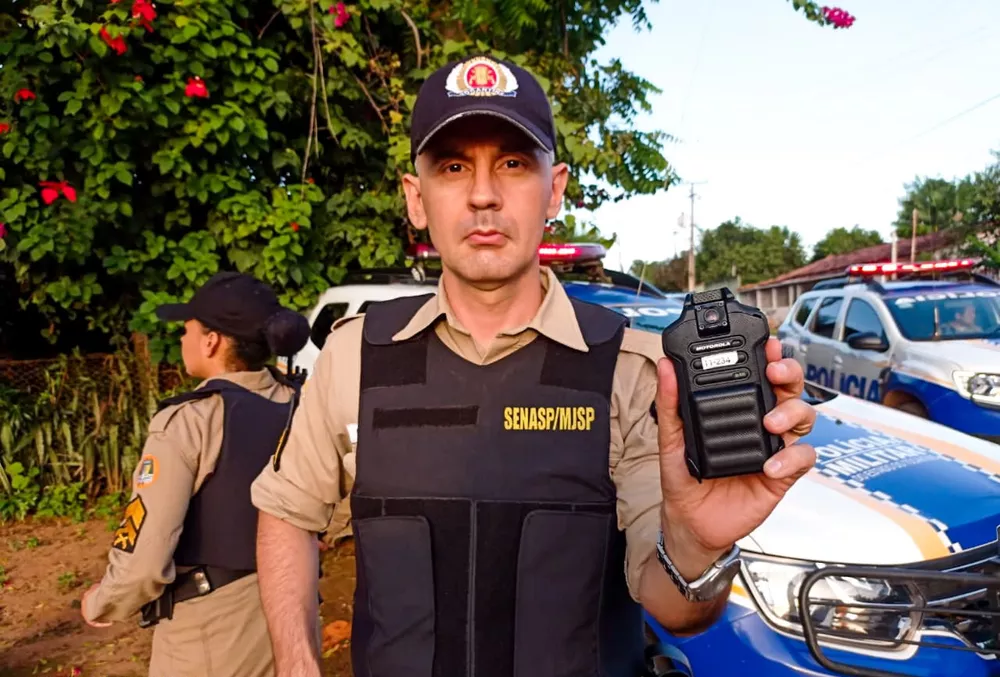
[776,258,1000,443]
[287,245,1000,677]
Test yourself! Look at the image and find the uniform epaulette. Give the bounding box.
[331,313,364,333]
[619,326,666,365]
[148,397,204,434]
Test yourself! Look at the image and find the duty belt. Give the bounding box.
[139,565,253,628]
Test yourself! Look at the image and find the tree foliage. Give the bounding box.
[811,225,883,262]
[629,255,686,292]
[696,217,806,286]
[0,0,854,360]
[893,177,976,239]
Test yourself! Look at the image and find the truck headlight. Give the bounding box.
[742,553,921,648]
[953,371,1000,406]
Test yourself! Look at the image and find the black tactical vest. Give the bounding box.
[350,294,645,677]
[157,371,298,571]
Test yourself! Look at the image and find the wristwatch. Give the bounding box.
[655,531,742,603]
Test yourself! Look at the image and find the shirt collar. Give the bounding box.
[392,266,589,352]
[199,368,277,392]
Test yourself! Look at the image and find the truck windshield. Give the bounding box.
[885,292,1000,341]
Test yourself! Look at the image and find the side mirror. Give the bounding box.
[847,332,888,352]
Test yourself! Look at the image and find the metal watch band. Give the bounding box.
[655,531,741,603]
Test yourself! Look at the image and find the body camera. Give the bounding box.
[661,288,783,480]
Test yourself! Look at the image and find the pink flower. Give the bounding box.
[132,0,156,23]
[822,6,855,29]
[330,2,349,28]
[100,27,127,55]
[0,223,7,239]
[39,181,77,204]
[185,77,209,98]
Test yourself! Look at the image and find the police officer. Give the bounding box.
[250,54,818,677]
[81,271,310,677]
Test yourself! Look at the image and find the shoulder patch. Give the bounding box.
[135,455,159,489]
[111,495,147,554]
[620,327,665,365]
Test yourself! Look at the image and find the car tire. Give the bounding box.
[896,399,928,418]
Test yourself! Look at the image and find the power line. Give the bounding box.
[902,90,1000,143]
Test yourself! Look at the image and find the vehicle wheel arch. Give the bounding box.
[882,388,929,418]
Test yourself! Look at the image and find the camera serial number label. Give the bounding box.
[701,351,739,370]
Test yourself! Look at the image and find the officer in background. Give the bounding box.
[251,55,818,677]
[81,271,310,677]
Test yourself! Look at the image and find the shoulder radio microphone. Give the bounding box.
[661,288,783,481]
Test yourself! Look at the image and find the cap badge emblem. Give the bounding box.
[445,57,519,98]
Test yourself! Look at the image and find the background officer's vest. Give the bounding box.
[350,294,645,677]
[158,374,297,571]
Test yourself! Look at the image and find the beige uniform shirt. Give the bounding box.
[85,369,295,622]
[251,267,665,599]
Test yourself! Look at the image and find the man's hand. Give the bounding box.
[655,337,817,578]
[80,584,112,628]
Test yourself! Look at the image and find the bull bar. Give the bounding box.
[797,537,1000,677]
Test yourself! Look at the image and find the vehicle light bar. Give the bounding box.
[847,258,977,276]
[405,242,607,263]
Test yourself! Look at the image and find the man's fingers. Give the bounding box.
[764,397,816,444]
[766,358,805,400]
[655,358,681,436]
[765,337,783,363]
[762,442,817,480]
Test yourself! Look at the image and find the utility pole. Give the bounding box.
[911,208,918,263]
[688,184,697,292]
[676,212,684,260]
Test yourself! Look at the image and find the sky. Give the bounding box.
[582,0,1000,272]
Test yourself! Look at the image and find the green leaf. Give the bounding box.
[38,51,54,63]
[199,43,218,59]
[164,99,181,115]
[120,202,133,217]
[116,169,133,186]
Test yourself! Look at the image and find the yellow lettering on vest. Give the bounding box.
[503,406,598,431]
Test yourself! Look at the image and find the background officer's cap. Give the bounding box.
[155,272,284,341]
[409,54,557,163]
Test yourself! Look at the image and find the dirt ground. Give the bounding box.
[0,517,356,677]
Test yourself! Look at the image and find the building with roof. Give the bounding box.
[735,229,964,324]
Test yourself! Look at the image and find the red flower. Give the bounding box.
[0,123,9,135]
[70,668,83,677]
[14,89,36,103]
[306,178,314,184]
[134,75,144,82]
[0,223,7,239]
[185,77,209,98]
[330,2,349,28]
[99,27,127,55]
[39,181,77,205]
[132,0,156,23]
[290,222,300,232]
[822,6,855,28]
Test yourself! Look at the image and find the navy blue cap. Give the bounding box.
[409,55,557,163]
[155,272,283,341]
